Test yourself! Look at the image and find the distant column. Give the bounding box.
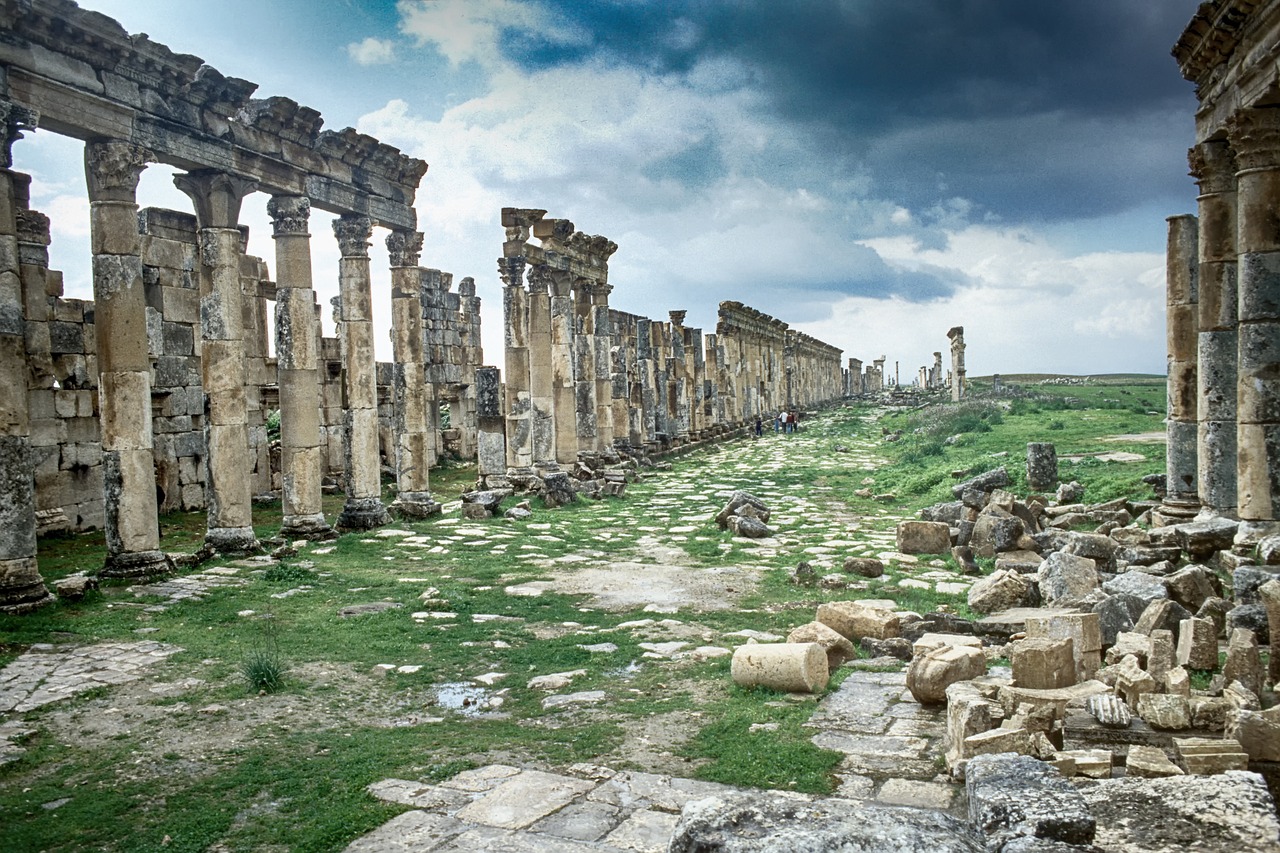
[499,254,533,477]
[947,328,965,401]
[593,283,615,449]
[1162,213,1201,520]
[0,103,53,611]
[86,140,171,578]
[1188,140,1238,516]
[526,263,555,465]
[388,230,441,517]
[1230,108,1280,522]
[173,170,261,554]
[269,195,335,539]
[332,214,389,530]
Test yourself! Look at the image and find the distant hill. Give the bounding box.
[970,373,1164,385]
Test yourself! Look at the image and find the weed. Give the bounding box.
[263,562,319,584]
[241,617,286,694]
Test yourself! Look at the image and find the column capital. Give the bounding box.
[16,208,50,247]
[526,262,551,293]
[1227,107,1280,172]
[669,310,687,327]
[498,255,525,288]
[333,214,373,258]
[387,229,423,267]
[267,194,311,236]
[0,99,37,169]
[84,139,152,201]
[173,170,258,229]
[1188,139,1238,194]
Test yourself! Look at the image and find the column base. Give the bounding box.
[101,549,174,580]
[1151,495,1201,528]
[0,557,56,614]
[336,497,392,531]
[204,526,262,556]
[279,514,338,541]
[390,492,442,520]
[507,467,544,494]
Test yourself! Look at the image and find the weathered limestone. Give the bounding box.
[1026,442,1058,492]
[947,326,965,402]
[0,102,52,612]
[86,140,170,578]
[388,230,441,518]
[173,170,260,555]
[906,644,986,705]
[330,214,389,531]
[268,195,333,540]
[730,642,828,693]
[1260,579,1280,684]
[1229,108,1280,523]
[1166,213,1202,519]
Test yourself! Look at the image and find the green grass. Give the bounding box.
[0,380,1173,850]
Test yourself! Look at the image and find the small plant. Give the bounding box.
[263,562,318,584]
[265,409,282,442]
[241,616,286,694]
[1047,419,1065,430]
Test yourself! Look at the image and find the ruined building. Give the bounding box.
[1160,0,1280,535]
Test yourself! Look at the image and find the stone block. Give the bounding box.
[1164,565,1218,611]
[816,600,900,642]
[895,520,951,555]
[1174,737,1249,774]
[1226,707,1280,762]
[906,644,986,705]
[1054,748,1112,779]
[966,753,1095,849]
[1175,616,1217,669]
[1010,637,1076,690]
[1038,551,1099,606]
[1137,694,1191,731]
[967,568,1028,614]
[786,622,856,671]
[1223,628,1263,697]
[1124,745,1184,778]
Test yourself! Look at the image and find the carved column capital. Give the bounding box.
[526,262,551,293]
[1227,107,1280,172]
[84,140,153,200]
[267,194,311,236]
[386,229,423,267]
[173,170,258,229]
[669,310,687,327]
[1188,139,1238,194]
[0,99,37,169]
[498,255,526,288]
[333,214,373,258]
[458,276,477,297]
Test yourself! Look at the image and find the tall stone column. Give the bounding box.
[1230,108,1280,522]
[268,195,334,539]
[572,280,600,453]
[1186,140,1239,517]
[1159,214,1201,522]
[592,283,614,449]
[388,230,441,516]
[526,263,555,465]
[85,140,171,578]
[947,327,966,401]
[0,103,53,611]
[332,214,389,530]
[551,271,578,464]
[475,365,506,487]
[173,170,261,554]
[499,255,533,475]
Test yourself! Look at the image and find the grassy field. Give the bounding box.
[0,380,1167,851]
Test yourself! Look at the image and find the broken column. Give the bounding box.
[269,195,334,539]
[1026,442,1058,493]
[173,170,261,554]
[1163,211,1202,520]
[947,326,966,402]
[388,229,441,517]
[86,140,171,578]
[1190,141,1237,516]
[0,104,53,611]
[1229,108,1280,523]
[475,366,506,488]
[332,214,389,531]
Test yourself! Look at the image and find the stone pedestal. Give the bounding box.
[174,170,261,554]
[269,195,334,540]
[388,230,440,518]
[86,140,171,578]
[332,214,389,531]
[1230,109,1280,522]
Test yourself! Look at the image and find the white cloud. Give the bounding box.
[397,0,588,69]
[347,37,397,66]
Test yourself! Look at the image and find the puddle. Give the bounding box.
[430,682,502,716]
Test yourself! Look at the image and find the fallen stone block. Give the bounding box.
[1137,693,1191,731]
[907,644,987,705]
[816,600,900,641]
[966,753,1095,851]
[1010,637,1076,690]
[785,622,856,672]
[896,519,952,555]
[1053,748,1111,779]
[967,569,1030,615]
[1175,737,1250,774]
[1226,706,1280,762]
[1125,745,1184,777]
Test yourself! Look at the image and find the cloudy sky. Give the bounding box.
[17,0,1203,377]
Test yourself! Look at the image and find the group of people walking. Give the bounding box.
[753,410,801,437]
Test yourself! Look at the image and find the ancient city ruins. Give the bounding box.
[1,0,1280,851]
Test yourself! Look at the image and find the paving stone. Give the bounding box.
[454,770,596,830]
[602,809,680,853]
[876,778,956,809]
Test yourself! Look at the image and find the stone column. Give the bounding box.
[499,255,533,475]
[551,271,578,465]
[1186,141,1238,517]
[526,263,555,465]
[332,214,389,530]
[173,170,261,554]
[475,365,506,487]
[388,230,441,517]
[947,328,965,401]
[85,140,171,578]
[572,280,600,453]
[1162,213,1201,519]
[1230,108,1280,522]
[592,283,614,449]
[268,195,334,539]
[0,103,53,611]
